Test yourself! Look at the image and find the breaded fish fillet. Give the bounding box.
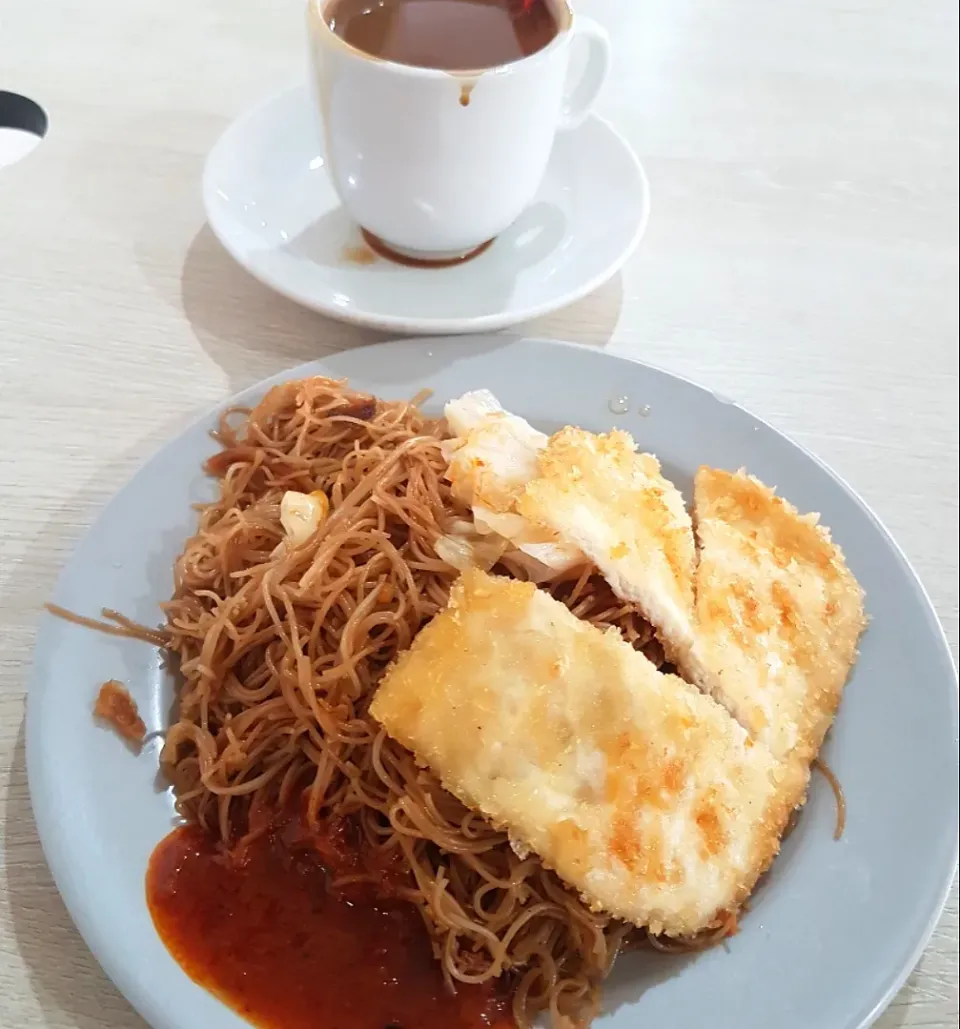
[515,429,865,764]
[370,569,805,937]
[517,427,698,663]
[438,393,865,771]
[690,468,867,763]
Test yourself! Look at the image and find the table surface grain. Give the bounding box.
[0,0,957,1026]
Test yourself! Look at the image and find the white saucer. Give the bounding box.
[203,86,649,335]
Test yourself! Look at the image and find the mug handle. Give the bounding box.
[558,16,611,131]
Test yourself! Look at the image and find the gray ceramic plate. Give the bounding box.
[27,337,959,1029]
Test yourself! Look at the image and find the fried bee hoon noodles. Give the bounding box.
[122,379,729,1028]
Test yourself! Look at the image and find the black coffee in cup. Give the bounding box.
[325,0,560,71]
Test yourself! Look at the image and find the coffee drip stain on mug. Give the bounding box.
[457,76,478,107]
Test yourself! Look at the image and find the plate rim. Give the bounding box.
[202,85,651,335]
[25,336,959,1029]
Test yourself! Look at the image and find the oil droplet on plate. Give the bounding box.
[608,395,630,415]
[639,404,651,417]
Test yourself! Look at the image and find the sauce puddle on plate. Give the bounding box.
[147,825,514,1029]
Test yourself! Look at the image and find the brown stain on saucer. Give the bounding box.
[341,244,378,266]
[360,229,494,269]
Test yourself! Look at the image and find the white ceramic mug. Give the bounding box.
[306,0,610,260]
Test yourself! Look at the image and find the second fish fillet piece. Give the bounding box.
[517,426,699,662]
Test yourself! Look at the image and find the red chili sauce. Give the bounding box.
[146,822,515,1029]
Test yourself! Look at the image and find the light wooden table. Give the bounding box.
[1,0,957,1026]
